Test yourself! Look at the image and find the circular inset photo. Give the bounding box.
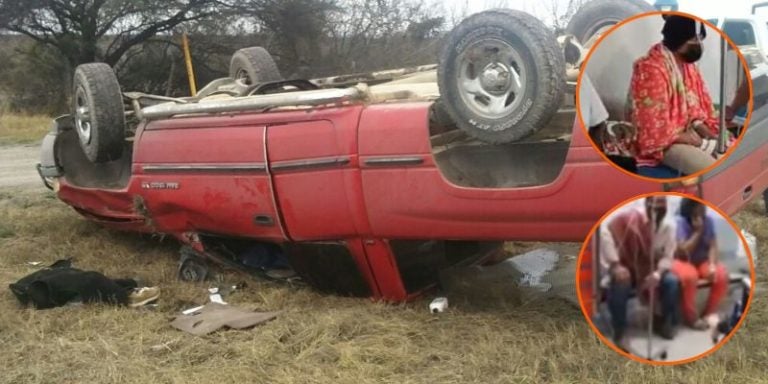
[576,11,754,182]
[577,193,755,365]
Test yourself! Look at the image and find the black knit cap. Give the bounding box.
[662,15,706,51]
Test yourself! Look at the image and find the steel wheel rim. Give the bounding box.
[457,38,527,122]
[235,68,252,85]
[74,87,92,145]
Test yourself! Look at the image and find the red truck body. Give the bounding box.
[48,99,768,301]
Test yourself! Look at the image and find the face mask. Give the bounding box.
[681,44,703,63]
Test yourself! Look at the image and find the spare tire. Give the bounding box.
[72,63,125,163]
[566,0,655,45]
[438,9,566,144]
[229,47,283,85]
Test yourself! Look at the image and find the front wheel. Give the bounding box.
[438,9,566,144]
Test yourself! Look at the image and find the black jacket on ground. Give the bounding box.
[9,261,137,310]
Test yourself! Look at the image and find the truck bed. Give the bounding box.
[430,108,575,188]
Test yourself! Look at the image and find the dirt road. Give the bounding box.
[0,144,42,190]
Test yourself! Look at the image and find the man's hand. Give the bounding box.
[588,122,607,152]
[704,263,717,281]
[610,264,631,284]
[675,130,703,147]
[691,214,704,231]
[643,271,661,290]
[692,121,716,140]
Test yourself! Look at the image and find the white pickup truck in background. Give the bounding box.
[707,3,768,118]
[707,2,768,60]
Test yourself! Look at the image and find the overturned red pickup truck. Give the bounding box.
[37,4,768,301]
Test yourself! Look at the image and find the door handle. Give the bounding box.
[253,215,275,226]
[743,185,753,201]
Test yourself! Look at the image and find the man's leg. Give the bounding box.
[113,278,138,290]
[699,261,729,317]
[657,271,680,339]
[78,271,130,306]
[671,259,701,326]
[606,265,632,346]
[607,281,631,344]
[662,144,716,175]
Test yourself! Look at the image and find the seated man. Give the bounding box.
[599,196,680,349]
[725,78,750,130]
[722,78,768,215]
[671,199,729,330]
[628,15,725,175]
[580,74,638,172]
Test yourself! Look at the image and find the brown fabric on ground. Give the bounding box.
[171,303,280,336]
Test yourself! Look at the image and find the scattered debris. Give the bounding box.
[181,284,242,314]
[149,338,181,352]
[209,293,227,305]
[182,305,205,315]
[429,297,449,313]
[741,230,758,263]
[502,248,560,292]
[170,303,280,336]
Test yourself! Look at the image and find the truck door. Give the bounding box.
[133,117,285,242]
[265,106,367,241]
[358,103,658,243]
[699,103,768,215]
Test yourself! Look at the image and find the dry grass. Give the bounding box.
[0,113,51,145]
[1,188,768,383]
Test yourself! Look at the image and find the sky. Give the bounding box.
[439,0,767,27]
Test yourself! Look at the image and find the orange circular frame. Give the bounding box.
[575,11,755,184]
[575,191,756,366]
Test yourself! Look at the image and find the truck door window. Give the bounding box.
[722,21,757,46]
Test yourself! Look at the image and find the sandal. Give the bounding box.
[690,318,709,331]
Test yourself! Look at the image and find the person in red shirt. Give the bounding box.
[628,15,723,175]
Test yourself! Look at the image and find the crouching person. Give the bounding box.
[599,196,681,350]
[672,198,729,329]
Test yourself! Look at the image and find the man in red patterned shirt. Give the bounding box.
[628,15,722,175]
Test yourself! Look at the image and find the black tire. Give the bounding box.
[178,256,209,282]
[438,9,566,144]
[566,0,655,44]
[229,47,283,85]
[72,63,125,163]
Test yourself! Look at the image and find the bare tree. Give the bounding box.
[541,0,587,32]
[324,0,442,73]
[0,0,222,69]
[237,0,340,77]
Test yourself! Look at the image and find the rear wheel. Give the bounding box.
[438,9,566,144]
[565,0,655,45]
[72,63,125,163]
[229,47,283,85]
